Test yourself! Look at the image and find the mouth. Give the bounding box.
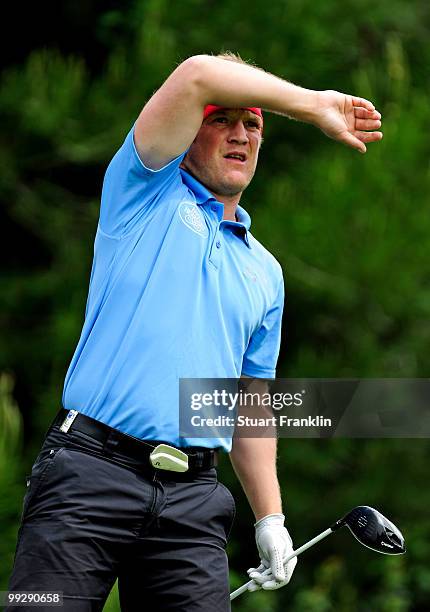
[224,152,247,164]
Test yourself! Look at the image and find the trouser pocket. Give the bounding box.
[21,447,65,522]
[215,481,236,541]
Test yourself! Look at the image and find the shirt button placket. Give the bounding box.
[209,230,222,268]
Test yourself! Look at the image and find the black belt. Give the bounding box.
[52,409,218,471]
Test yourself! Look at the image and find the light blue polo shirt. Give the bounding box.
[62,125,284,451]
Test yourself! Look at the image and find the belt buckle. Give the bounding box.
[149,444,189,472]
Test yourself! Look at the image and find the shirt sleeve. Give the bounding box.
[241,277,285,378]
[99,124,188,237]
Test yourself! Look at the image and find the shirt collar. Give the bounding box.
[180,169,252,248]
[180,169,215,205]
[235,205,251,231]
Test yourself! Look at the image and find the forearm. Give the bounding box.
[194,54,318,123]
[229,436,282,521]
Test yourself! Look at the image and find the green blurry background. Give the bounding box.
[1,1,429,610]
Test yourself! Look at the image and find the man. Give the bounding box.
[7,53,382,611]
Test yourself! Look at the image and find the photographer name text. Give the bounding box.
[190,414,332,428]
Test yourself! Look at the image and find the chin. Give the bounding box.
[216,181,246,197]
[198,167,251,197]
[220,173,250,193]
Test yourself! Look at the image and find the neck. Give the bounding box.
[180,165,242,221]
[211,192,241,221]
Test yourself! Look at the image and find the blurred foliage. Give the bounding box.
[1,0,430,610]
[0,374,24,579]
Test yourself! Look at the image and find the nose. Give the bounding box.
[227,120,249,145]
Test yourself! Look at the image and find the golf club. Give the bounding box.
[230,505,405,601]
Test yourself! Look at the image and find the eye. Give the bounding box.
[213,116,228,124]
[246,120,260,129]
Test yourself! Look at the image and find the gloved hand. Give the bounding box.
[247,513,297,591]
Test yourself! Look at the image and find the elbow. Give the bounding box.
[178,55,213,102]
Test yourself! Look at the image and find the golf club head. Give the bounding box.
[333,506,406,555]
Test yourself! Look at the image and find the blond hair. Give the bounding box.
[216,51,259,69]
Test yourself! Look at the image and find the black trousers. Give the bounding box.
[7,421,235,611]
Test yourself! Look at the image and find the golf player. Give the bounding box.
[7,53,382,611]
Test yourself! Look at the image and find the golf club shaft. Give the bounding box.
[230,527,333,601]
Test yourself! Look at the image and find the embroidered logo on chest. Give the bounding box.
[243,265,270,291]
[243,265,258,283]
[179,201,208,236]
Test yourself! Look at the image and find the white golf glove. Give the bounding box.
[247,513,297,591]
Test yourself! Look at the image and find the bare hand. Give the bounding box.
[315,90,383,153]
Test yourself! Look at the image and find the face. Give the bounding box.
[181,109,263,200]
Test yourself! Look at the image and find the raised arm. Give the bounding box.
[135,54,382,169]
